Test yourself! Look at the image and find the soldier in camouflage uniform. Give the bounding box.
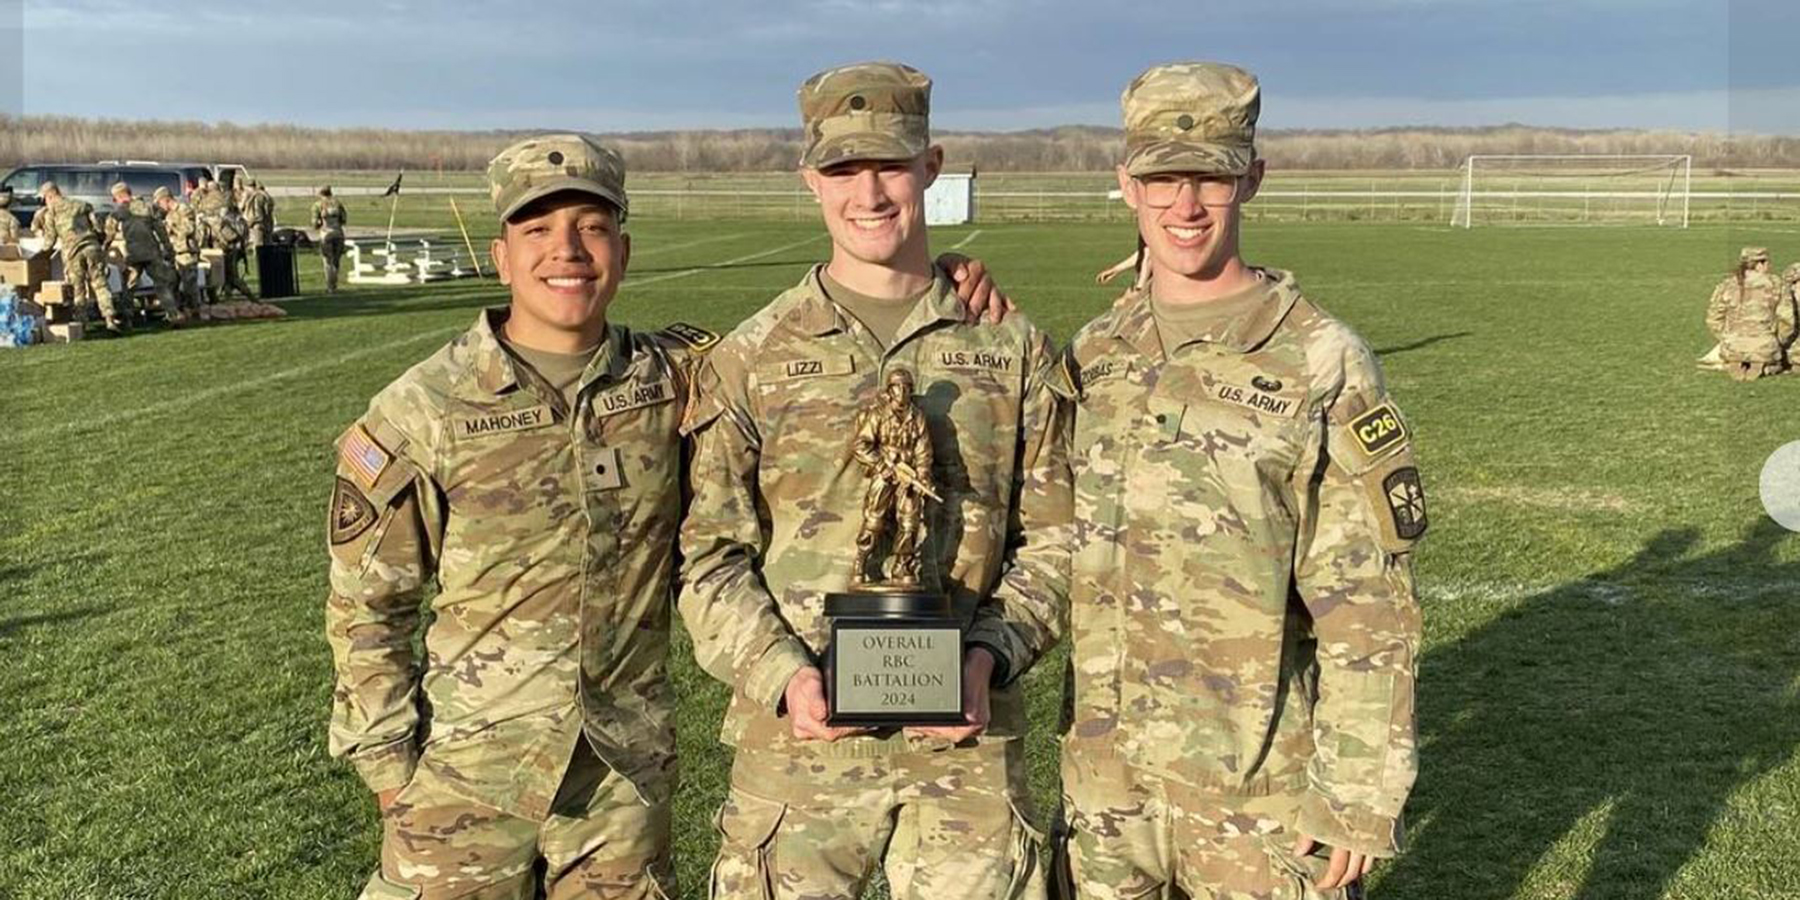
[679,62,1070,900]
[0,186,20,244]
[107,182,182,325]
[193,174,228,218]
[1057,63,1426,900]
[313,186,349,293]
[154,186,205,319]
[210,205,257,301]
[243,181,276,250]
[327,129,1011,899]
[1783,263,1800,360]
[326,134,705,900]
[1705,247,1789,381]
[38,182,128,332]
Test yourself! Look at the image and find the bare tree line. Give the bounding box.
[4,115,1797,172]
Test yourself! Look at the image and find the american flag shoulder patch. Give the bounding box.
[340,424,392,490]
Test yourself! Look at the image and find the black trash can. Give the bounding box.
[256,244,300,299]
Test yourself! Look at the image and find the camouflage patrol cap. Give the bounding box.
[797,62,931,168]
[487,133,628,223]
[1741,246,1770,264]
[110,181,131,195]
[1121,62,1260,177]
[1784,262,1800,284]
[152,186,173,201]
[37,181,58,196]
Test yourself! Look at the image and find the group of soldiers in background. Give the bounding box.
[2,174,278,333]
[1700,246,1800,381]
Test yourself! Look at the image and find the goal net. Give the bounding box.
[1450,154,1692,228]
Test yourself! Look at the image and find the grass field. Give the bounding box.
[3,211,1798,899]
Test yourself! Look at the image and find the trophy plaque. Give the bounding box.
[824,369,966,727]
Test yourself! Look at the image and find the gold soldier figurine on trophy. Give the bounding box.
[849,368,940,587]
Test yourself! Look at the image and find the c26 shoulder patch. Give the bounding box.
[1382,466,1428,541]
[661,321,720,353]
[329,477,378,545]
[1349,403,1408,457]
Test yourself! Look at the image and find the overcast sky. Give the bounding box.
[2,0,1795,134]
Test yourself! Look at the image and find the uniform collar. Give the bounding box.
[465,307,630,397]
[1113,267,1303,357]
[788,264,963,346]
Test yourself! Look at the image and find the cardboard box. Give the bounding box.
[47,322,83,343]
[0,246,52,293]
[35,281,69,304]
[199,248,226,288]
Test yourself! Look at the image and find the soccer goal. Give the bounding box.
[1449,154,1692,228]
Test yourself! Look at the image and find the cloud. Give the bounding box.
[14,0,1796,133]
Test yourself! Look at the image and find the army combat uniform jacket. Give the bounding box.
[1707,273,1792,374]
[678,266,1071,756]
[41,198,103,256]
[107,197,173,263]
[326,309,713,819]
[162,202,201,267]
[1061,270,1425,857]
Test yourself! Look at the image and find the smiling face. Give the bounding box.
[491,192,630,350]
[803,148,941,271]
[1119,160,1264,283]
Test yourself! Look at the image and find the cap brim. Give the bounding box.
[802,133,926,169]
[498,177,629,223]
[1124,141,1254,177]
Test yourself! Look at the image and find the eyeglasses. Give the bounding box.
[1134,174,1242,208]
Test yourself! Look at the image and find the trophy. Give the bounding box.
[824,369,965,727]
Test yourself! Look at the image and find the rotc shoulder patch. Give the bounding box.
[1383,467,1429,540]
[661,322,720,353]
[329,477,378,545]
[1349,403,1408,457]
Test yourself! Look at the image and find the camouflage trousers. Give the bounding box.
[221,246,256,299]
[62,244,119,324]
[122,256,178,318]
[321,234,346,293]
[1059,752,1352,900]
[168,261,203,315]
[711,740,1046,900]
[363,740,672,900]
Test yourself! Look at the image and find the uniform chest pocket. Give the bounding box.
[443,428,571,521]
[1071,371,1138,464]
[1152,395,1309,486]
[755,357,863,430]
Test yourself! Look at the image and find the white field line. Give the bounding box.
[628,231,750,258]
[11,237,826,442]
[9,325,466,445]
[625,235,824,287]
[948,229,985,251]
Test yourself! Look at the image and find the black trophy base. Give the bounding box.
[825,586,965,728]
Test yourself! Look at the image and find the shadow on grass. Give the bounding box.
[273,282,501,322]
[1375,331,1474,357]
[1383,521,1800,899]
[0,606,108,640]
